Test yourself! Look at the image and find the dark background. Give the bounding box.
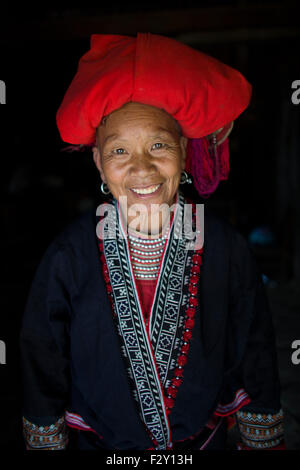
[0,0,300,450]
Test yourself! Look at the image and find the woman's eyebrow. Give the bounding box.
[154,127,175,136]
[151,134,171,140]
[103,128,175,146]
[102,133,120,146]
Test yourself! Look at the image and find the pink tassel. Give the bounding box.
[186,137,230,198]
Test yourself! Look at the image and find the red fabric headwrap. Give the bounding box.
[56,33,252,196]
[56,32,251,144]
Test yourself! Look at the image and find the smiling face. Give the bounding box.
[92,102,187,235]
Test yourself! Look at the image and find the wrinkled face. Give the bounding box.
[93,102,187,234]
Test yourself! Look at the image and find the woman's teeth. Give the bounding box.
[131,184,161,195]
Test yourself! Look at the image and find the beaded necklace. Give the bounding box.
[128,233,167,280]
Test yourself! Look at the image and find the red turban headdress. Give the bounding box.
[56,33,252,197]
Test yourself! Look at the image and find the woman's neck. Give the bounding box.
[127,221,169,240]
[118,192,179,240]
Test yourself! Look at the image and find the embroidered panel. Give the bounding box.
[236,409,284,449]
[97,192,202,449]
[102,204,172,449]
[148,199,191,387]
[22,415,68,450]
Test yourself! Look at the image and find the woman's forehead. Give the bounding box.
[99,102,181,136]
[105,102,172,121]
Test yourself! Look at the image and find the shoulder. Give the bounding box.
[202,206,258,274]
[49,205,97,249]
[203,206,247,247]
[36,206,98,271]
[28,205,100,295]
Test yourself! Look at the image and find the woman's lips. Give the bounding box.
[130,183,162,198]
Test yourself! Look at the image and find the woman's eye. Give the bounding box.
[152,143,165,150]
[113,148,126,154]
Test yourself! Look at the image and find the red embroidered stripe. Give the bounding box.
[65,411,103,439]
[214,388,251,417]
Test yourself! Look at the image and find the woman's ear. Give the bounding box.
[180,136,188,169]
[92,145,106,182]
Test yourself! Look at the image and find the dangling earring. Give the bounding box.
[207,133,217,154]
[180,171,192,185]
[208,133,218,155]
[212,133,217,155]
[100,181,110,195]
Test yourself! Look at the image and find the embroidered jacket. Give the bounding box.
[20,196,284,450]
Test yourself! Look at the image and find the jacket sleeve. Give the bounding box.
[20,238,73,449]
[224,227,285,449]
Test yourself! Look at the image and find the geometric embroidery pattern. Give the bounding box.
[149,196,191,387]
[236,409,284,449]
[22,415,68,450]
[102,193,193,450]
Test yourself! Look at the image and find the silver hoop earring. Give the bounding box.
[100,181,110,195]
[180,171,192,185]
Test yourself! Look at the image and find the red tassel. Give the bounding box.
[185,318,195,329]
[172,377,183,387]
[174,368,184,377]
[191,265,200,274]
[177,355,188,366]
[167,387,177,398]
[183,330,193,341]
[189,297,198,307]
[165,397,175,408]
[186,308,195,318]
[181,343,190,354]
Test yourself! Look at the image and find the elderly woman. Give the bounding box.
[20,33,284,450]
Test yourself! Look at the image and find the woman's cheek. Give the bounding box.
[104,162,126,184]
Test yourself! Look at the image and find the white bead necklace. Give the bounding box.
[128,233,167,280]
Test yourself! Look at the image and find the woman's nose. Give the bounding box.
[129,154,156,177]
